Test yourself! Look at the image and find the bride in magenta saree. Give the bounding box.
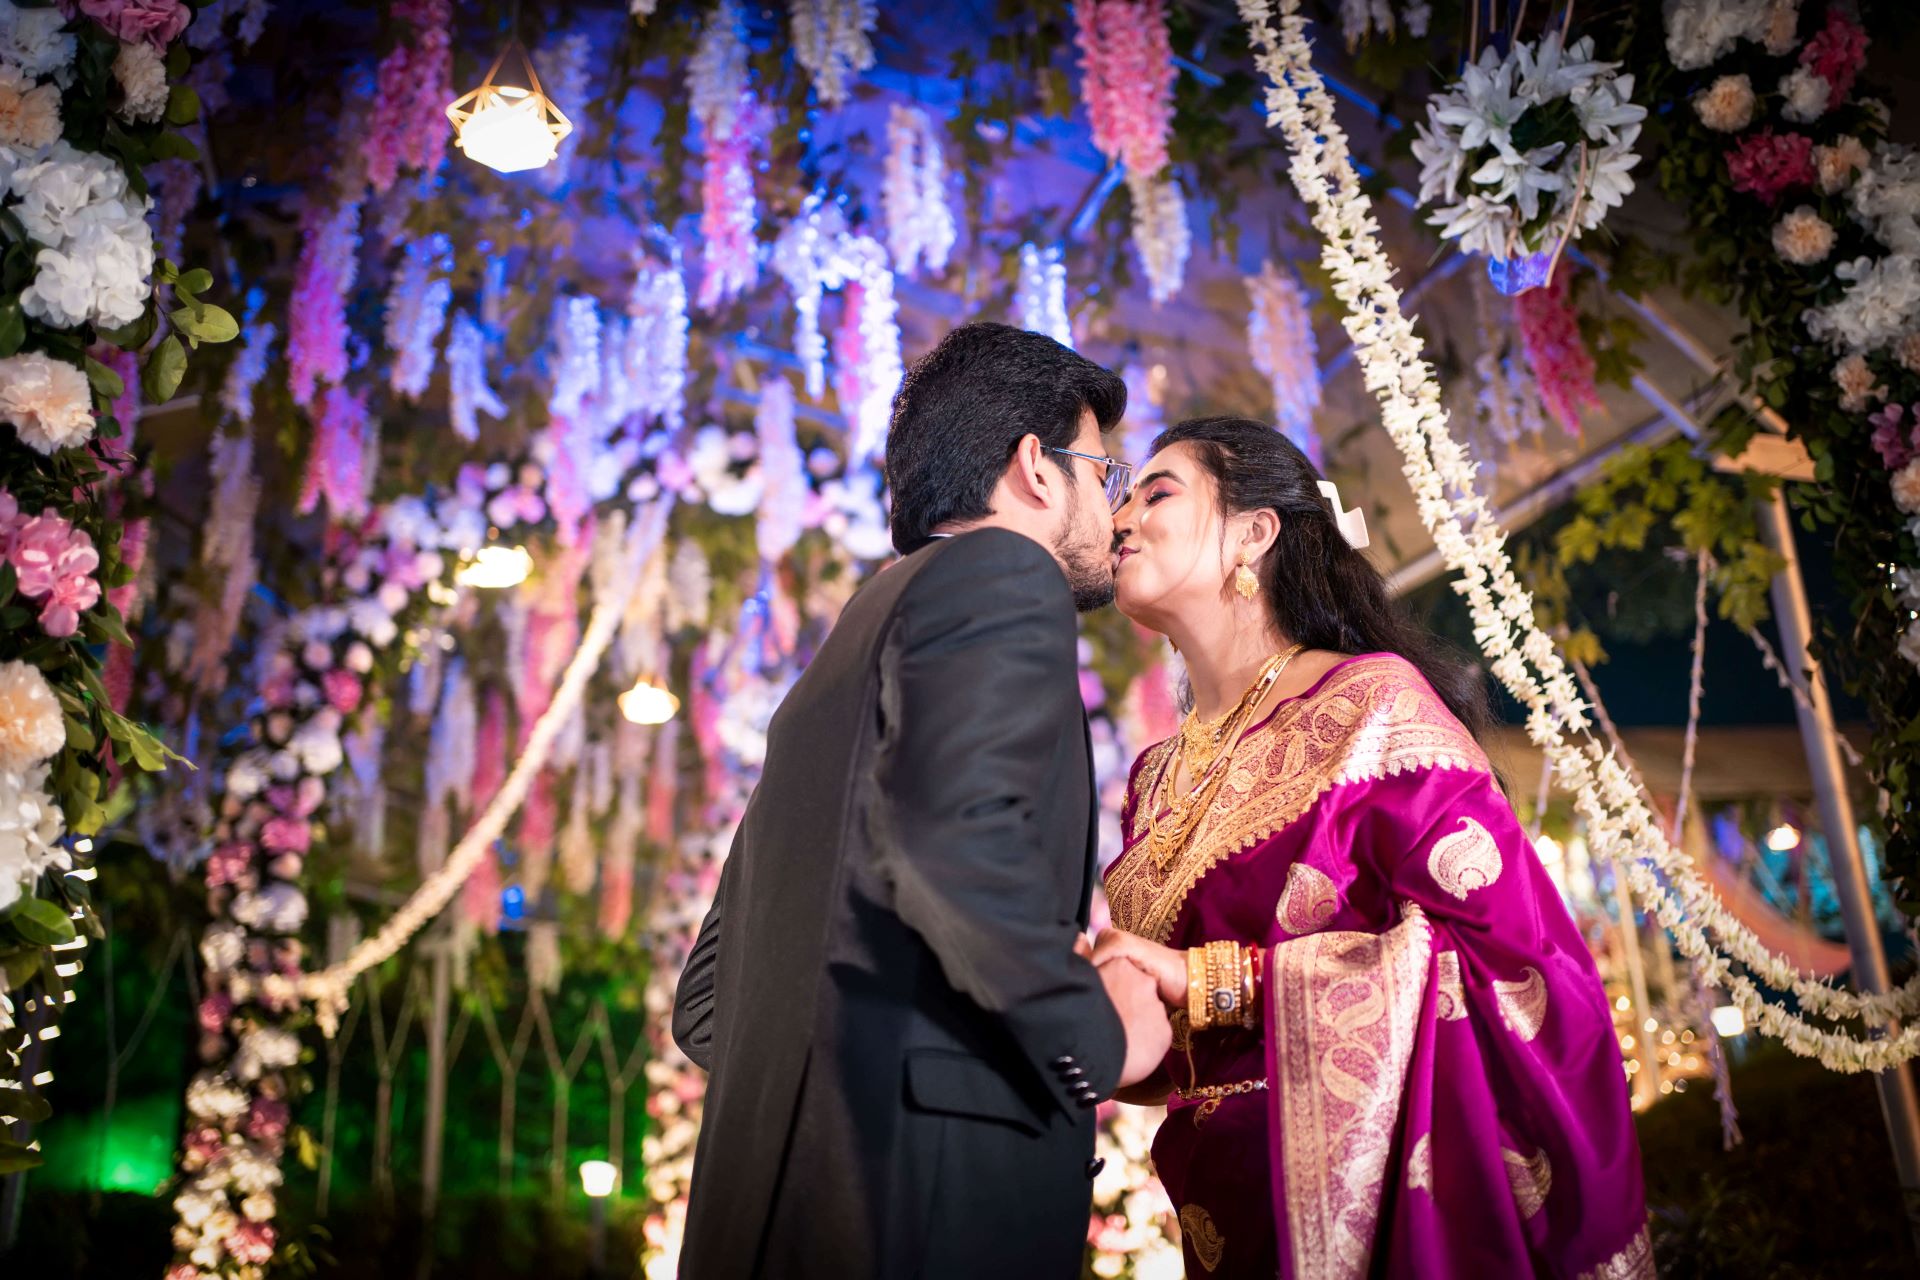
[1094,419,1648,1279]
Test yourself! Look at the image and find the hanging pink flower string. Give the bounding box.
[364,0,452,193]
[286,198,362,409]
[1514,270,1599,438]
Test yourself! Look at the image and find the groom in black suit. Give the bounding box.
[672,323,1169,1278]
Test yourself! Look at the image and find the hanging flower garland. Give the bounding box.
[446,309,506,443]
[533,31,592,189]
[1238,0,1920,1072]
[882,104,956,279]
[1017,241,1072,347]
[1245,260,1323,464]
[285,197,362,410]
[830,234,901,467]
[626,250,690,431]
[1335,0,1429,50]
[1411,29,1646,290]
[363,0,451,195]
[1513,267,1599,437]
[691,0,759,311]
[1656,1,1920,889]
[1073,0,1187,304]
[789,0,876,109]
[382,232,452,400]
[0,0,235,1170]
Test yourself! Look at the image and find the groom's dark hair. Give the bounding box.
[885,322,1127,553]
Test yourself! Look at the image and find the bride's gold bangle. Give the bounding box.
[1186,947,1212,1031]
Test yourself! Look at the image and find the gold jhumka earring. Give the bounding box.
[1233,556,1259,600]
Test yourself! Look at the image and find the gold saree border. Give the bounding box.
[1579,1226,1655,1280]
[1107,656,1489,942]
[1271,905,1432,1280]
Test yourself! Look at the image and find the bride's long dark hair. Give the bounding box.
[1153,416,1492,739]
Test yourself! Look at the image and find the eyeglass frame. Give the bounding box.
[1043,446,1134,511]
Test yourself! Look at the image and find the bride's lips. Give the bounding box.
[1114,546,1137,570]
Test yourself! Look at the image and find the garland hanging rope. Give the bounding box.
[297,498,675,1035]
[1238,0,1920,1071]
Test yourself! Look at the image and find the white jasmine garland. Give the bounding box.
[112,40,168,123]
[1240,0,1920,1069]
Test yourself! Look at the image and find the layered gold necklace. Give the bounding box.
[1146,644,1306,869]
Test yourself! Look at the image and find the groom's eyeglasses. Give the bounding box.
[1045,447,1134,512]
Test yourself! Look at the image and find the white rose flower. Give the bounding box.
[7,142,121,244]
[1893,459,1920,515]
[0,762,67,910]
[1779,68,1831,125]
[289,719,343,775]
[0,0,77,81]
[18,244,95,328]
[199,924,246,974]
[0,63,60,148]
[344,641,374,674]
[0,350,93,454]
[0,658,65,770]
[348,598,398,647]
[225,751,270,799]
[111,40,167,124]
[267,748,300,780]
[184,1070,249,1122]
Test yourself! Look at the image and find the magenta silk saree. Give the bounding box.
[1105,654,1650,1279]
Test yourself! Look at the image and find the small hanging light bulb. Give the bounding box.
[455,544,533,589]
[618,676,680,726]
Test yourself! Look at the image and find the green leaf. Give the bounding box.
[0,562,13,606]
[0,1086,51,1124]
[165,83,200,127]
[0,948,40,990]
[148,130,199,162]
[83,355,125,403]
[176,267,213,296]
[64,716,95,753]
[95,307,157,350]
[171,303,237,345]
[141,335,186,404]
[0,300,22,358]
[0,1140,43,1175]
[5,897,76,946]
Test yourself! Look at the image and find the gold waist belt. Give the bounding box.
[1173,1076,1267,1103]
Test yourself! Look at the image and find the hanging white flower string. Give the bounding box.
[1238,0,1920,1069]
[298,499,674,1030]
[1245,260,1323,464]
[882,104,956,278]
[383,233,453,401]
[626,248,690,431]
[789,0,877,109]
[1017,242,1072,348]
[1669,550,1711,845]
[772,195,855,398]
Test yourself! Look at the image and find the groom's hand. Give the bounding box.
[1091,928,1187,1007]
[1100,959,1173,1089]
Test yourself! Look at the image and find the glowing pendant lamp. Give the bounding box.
[446,39,573,174]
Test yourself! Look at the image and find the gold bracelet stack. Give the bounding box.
[1186,940,1262,1031]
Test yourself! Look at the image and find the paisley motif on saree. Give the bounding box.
[1269,905,1432,1280]
[1109,656,1488,942]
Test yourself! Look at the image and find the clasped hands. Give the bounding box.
[1076,928,1187,1089]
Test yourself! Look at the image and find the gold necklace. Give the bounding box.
[1148,644,1306,869]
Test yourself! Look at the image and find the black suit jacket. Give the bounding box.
[671,528,1126,1279]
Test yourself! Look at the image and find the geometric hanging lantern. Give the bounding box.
[446,39,573,174]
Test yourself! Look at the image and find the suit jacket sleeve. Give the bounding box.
[671,828,738,1072]
[868,530,1128,1109]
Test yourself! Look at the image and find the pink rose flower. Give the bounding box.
[205,844,254,889]
[260,815,311,854]
[246,1097,290,1142]
[1871,403,1915,470]
[9,514,75,598]
[71,0,191,48]
[268,852,303,880]
[196,992,233,1034]
[226,1221,276,1265]
[1801,8,1869,106]
[322,668,363,714]
[42,569,101,637]
[1726,130,1817,203]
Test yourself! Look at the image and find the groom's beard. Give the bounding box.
[1055,503,1116,613]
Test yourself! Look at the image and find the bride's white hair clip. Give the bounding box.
[1317,480,1370,550]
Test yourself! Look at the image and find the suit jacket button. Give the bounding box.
[1085,1158,1106,1179]
[1075,1094,1098,1110]
[1060,1065,1085,1080]
[1052,1055,1075,1068]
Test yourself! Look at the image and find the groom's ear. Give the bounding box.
[1004,432,1053,510]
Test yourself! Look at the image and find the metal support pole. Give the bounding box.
[1758,490,1920,1230]
[422,936,452,1221]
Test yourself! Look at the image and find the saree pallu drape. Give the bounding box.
[1106,654,1650,1279]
